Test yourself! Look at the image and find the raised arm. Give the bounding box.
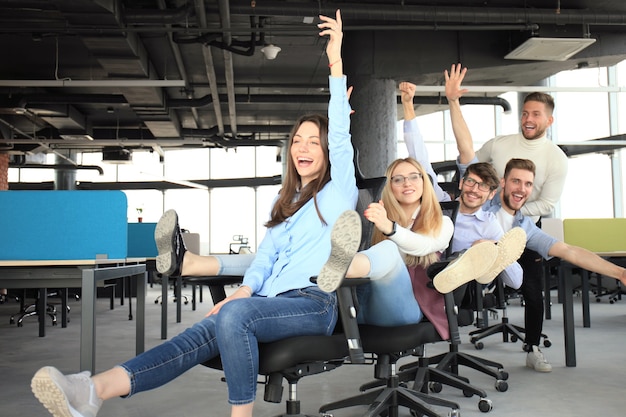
[444,64,475,165]
[549,241,626,286]
[319,10,357,201]
[400,81,450,202]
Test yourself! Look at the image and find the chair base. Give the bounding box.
[469,317,551,350]
[320,374,460,417]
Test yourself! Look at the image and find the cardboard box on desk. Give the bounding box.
[0,190,128,260]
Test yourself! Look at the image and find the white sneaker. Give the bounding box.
[317,210,362,293]
[526,345,552,372]
[476,227,527,284]
[31,366,102,417]
[432,241,499,293]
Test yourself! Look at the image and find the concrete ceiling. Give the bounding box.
[1,0,626,159]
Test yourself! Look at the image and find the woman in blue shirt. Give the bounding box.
[31,10,357,417]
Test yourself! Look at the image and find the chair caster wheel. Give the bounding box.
[9,318,15,324]
[495,380,508,392]
[154,299,159,304]
[474,341,484,350]
[478,398,493,412]
[497,369,509,380]
[449,408,461,417]
[17,322,23,327]
[510,335,518,342]
[543,339,552,348]
[463,389,474,398]
[429,381,442,393]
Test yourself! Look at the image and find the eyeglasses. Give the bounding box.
[390,172,423,186]
[462,177,492,192]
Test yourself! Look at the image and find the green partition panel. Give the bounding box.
[562,218,626,252]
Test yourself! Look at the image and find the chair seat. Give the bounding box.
[204,333,349,374]
[360,322,442,354]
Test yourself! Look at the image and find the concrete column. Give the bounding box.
[0,153,8,190]
[348,77,397,179]
[343,32,398,179]
[54,150,77,190]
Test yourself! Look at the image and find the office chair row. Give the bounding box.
[169,173,511,417]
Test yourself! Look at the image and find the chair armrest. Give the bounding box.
[184,275,244,304]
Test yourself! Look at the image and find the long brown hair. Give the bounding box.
[265,114,331,227]
[372,158,444,267]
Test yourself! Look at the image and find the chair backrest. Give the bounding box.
[433,159,461,200]
[355,176,387,250]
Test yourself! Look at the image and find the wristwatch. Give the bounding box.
[382,221,397,237]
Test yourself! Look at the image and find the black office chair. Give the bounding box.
[345,201,499,415]
[468,275,551,350]
[197,174,397,417]
[9,288,74,328]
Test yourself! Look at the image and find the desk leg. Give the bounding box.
[38,288,47,337]
[80,269,97,374]
[161,275,168,340]
[136,272,146,355]
[60,288,68,328]
[561,267,576,367]
[581,270,591,328]
[176,276,182,323]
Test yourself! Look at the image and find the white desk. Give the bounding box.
[0,259,146,374]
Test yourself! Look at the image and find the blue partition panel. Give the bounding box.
[127,223,158,258]
[0,190,128,260]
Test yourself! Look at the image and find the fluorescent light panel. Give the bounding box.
[505,37,596,61]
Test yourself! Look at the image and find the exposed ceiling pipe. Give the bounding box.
[168,93,511,111]
[218,0,238,139]
[195,0,225,137]
[407,96,512,113]
[8,163,104,175]
[223,1,626,26]
[157,0,201,129]
[123,1,195,25]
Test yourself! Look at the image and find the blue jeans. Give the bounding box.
[119,287,337,404]
[357,240,423,326]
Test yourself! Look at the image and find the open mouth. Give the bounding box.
[297,157,313,167]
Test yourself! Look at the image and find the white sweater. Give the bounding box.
[476,132,568,223]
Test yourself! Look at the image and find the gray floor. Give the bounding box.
[1,284,624,417]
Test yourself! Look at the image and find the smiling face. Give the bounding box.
[500,168,535,213]
[520,100,554,140]
[389,161,424,209]
[289,120,325,187]
[459,173,497,213]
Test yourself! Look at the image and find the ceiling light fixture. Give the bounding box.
[261,44,281,60]
[102,147,132,164]
[504,37,596,61]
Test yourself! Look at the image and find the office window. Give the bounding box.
[209,187,256,254]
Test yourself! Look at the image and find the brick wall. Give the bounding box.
[0,153,9,190]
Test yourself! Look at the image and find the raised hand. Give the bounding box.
[399,81,417,106]
[444,63,469,102]
[318,10,343,70]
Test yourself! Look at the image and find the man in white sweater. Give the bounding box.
[445,64,568,372]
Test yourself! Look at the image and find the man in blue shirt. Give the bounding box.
[458,159,626,372]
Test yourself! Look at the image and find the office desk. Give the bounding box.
[559,251,626,367]
[0,259,146,374]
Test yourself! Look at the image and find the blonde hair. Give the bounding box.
[372,158,444,267]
